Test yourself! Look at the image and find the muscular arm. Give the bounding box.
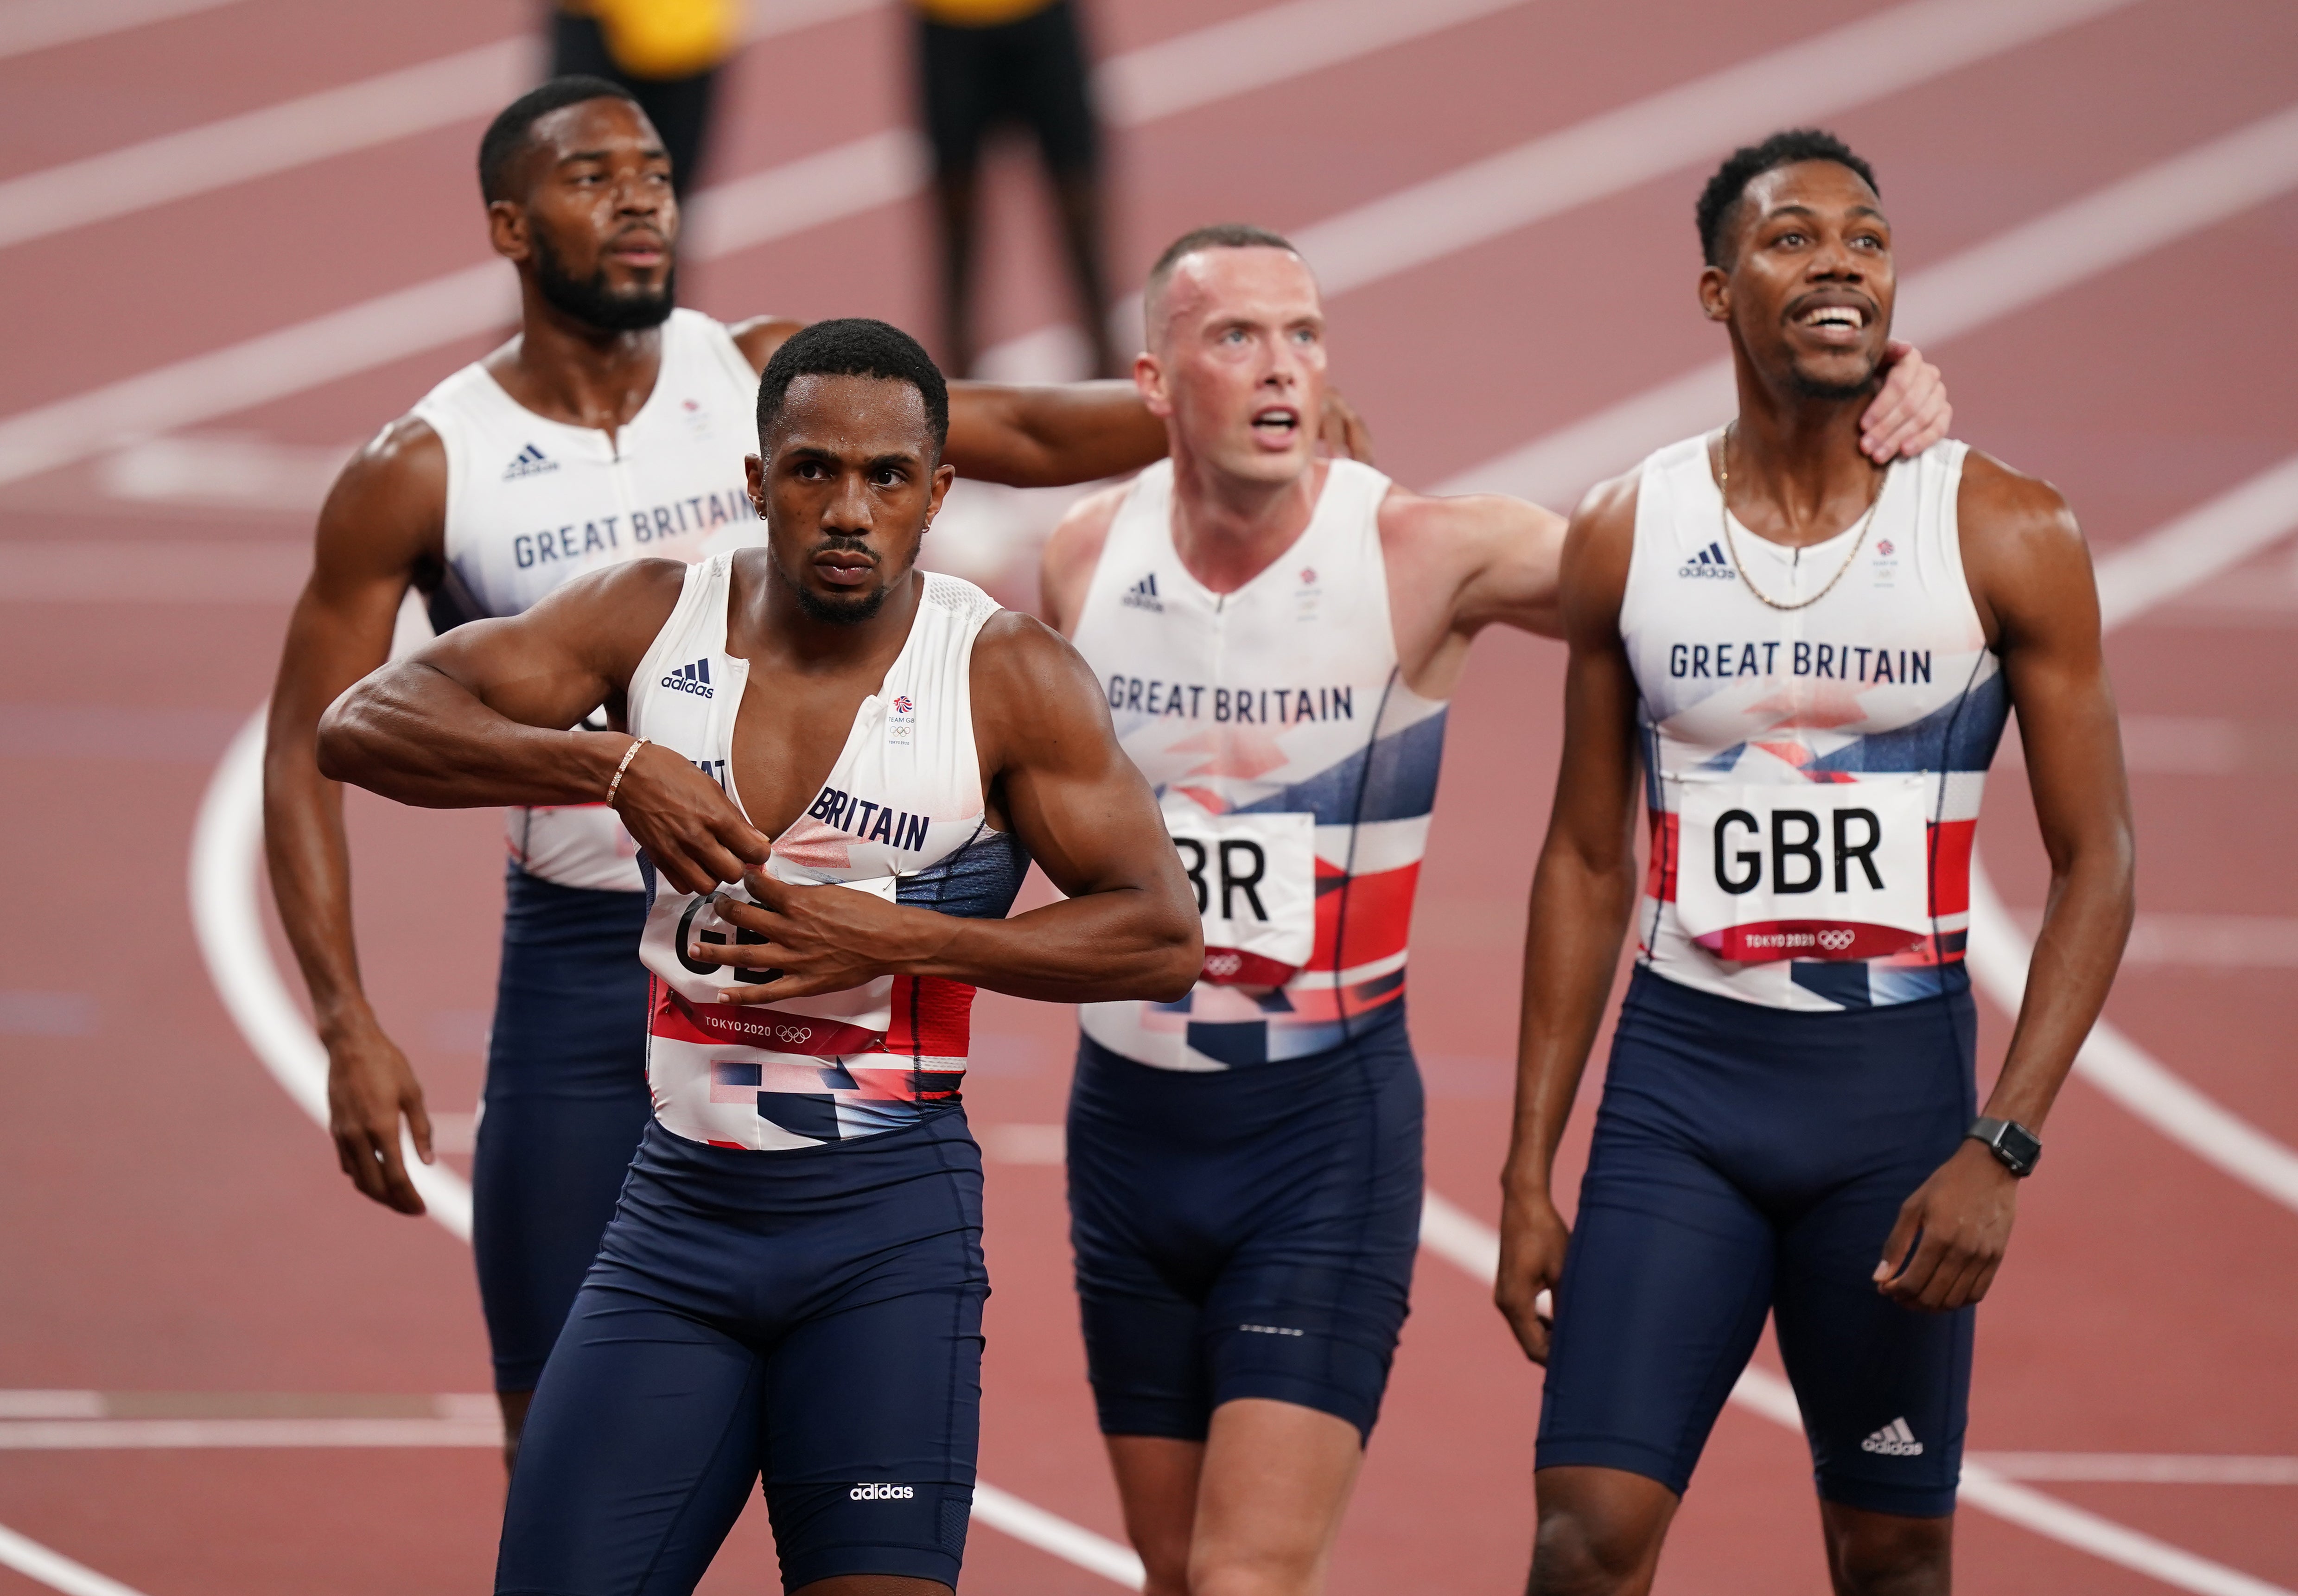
[711,613,1201,1005]
[319,559,771,895]
[261,419,444,1213]
[1038,483,1125,634]
[1493,477,1644,1362]
[1872,455,2135,1310]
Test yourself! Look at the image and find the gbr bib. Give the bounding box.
[1621,433,2011,1012]
[410,308,762,892]
[1068,459,1446,1071]
[628,557,1029,1150]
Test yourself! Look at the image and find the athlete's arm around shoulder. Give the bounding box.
[1378,485,1569,694]
[1038,481,1128,634]
[1493,473,1645,1363]
[261,414,447,1215]
[318,560,770,896]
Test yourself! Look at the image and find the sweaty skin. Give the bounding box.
[1034,242,1956,1596]
[264,93,1218,1232]
[1495,160,2133,1596]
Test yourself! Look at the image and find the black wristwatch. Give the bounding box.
[1967,1116,2043,1177]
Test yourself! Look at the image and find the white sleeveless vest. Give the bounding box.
[1620,434,2009,1012]
[410,308,762,893]
[628,555,1030,1150]
[1067,459,1445,1071]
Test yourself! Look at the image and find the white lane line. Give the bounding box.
[0,0,1520,261]
[1416,1192,2293,1596]
[0,0,236,61]
[1294,0,2139,297]
[972,1485,1145,1591]
[1966,451,2298,1219]
[0,1418,503,1449]
[0,1521,153,1596]
[1972,1454,2298,1485]
[2118,913,2298,969]
[0,0,2124,488]
[0,0,880,254]
[1444,104,2298,502]
[1969,862,2298,1215]
[185,712,1139,1587]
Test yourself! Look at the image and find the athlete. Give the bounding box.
[1495,131,2134,1595]
[262,75,1190,1467]
[1036,223,1955,1596]
[316,318,1200,1594]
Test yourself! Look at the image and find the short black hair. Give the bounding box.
[755,319,950,456]
[1695,129,1879,268]
[478,76,639,204]
[1145,223,1299,303]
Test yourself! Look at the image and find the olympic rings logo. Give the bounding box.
[773,1024,814,1044]
[1204,952,1243,979]
[1817,928,1856,952]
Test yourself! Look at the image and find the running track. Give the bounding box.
[2,0,2294,1591]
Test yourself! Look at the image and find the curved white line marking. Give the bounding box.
[1967,449,2298,1218]
[0,1520,153,1596]
[186,712,1139,1584]
[1416,1192,2292,1596]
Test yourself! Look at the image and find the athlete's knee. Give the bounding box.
[1527,1469,1673,1596]
[1822,1505,1952,1596]
[1186,1542,1325,1596]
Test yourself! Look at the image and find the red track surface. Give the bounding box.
[3,1,2293,1592]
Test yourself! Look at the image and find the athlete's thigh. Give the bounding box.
[756,1272,987,1590]
[497,1284,764,1596]
[1537,1075,1776,1495]
[1201,1014,1425,1441]
[1006,0,1098,175]
[474,874,652,1391]
[1067,1036,1222,1441]
[1189,1398,1363,1586]
[1772,995,1976,1520]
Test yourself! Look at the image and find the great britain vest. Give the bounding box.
[1621,434,2009,1011]
[628,556,1030,1150]
[410,308,761,892]
[1067,459,1445,1070]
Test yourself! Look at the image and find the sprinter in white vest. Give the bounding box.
[1498,132,2133,1596]
[262,77,1192,1466]
[316,319,1200,1595]
[1037,224,1954,1596]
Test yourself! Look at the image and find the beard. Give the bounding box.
[531,226,675,332]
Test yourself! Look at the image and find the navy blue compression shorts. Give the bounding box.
[495,1111,987,1595]
[1067,1001,1423,1444]
[473,865,654,1393]
[1538,969,1978,1518]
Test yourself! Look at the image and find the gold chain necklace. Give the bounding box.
[1713,423,1886,612]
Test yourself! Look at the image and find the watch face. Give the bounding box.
[1999,1124,2041,1173]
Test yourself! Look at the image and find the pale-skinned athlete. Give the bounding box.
[317,318,1201,1596]
[1037,223,1954,1596]
[1495,131,2135,1595]
[264,76,1224,1465]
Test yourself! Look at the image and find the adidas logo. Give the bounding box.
[660,658,714,699]
[502,442,558,480]
[1678,541,1737,580]
[848,1482,915,1501]
[1122,572,1164,612]
[1859,1418,1924,1457]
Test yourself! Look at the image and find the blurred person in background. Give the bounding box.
[913,0,1118,378]
[552,0,742,196]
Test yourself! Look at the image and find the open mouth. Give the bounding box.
[1792,299,1871,344]
[1250,406,1301,445]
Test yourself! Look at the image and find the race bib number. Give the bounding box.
[643,873,900,1051]
[1672,777,1930,963]
[1163,806,1316,986]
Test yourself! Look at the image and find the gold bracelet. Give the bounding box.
[605,737,649,809]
